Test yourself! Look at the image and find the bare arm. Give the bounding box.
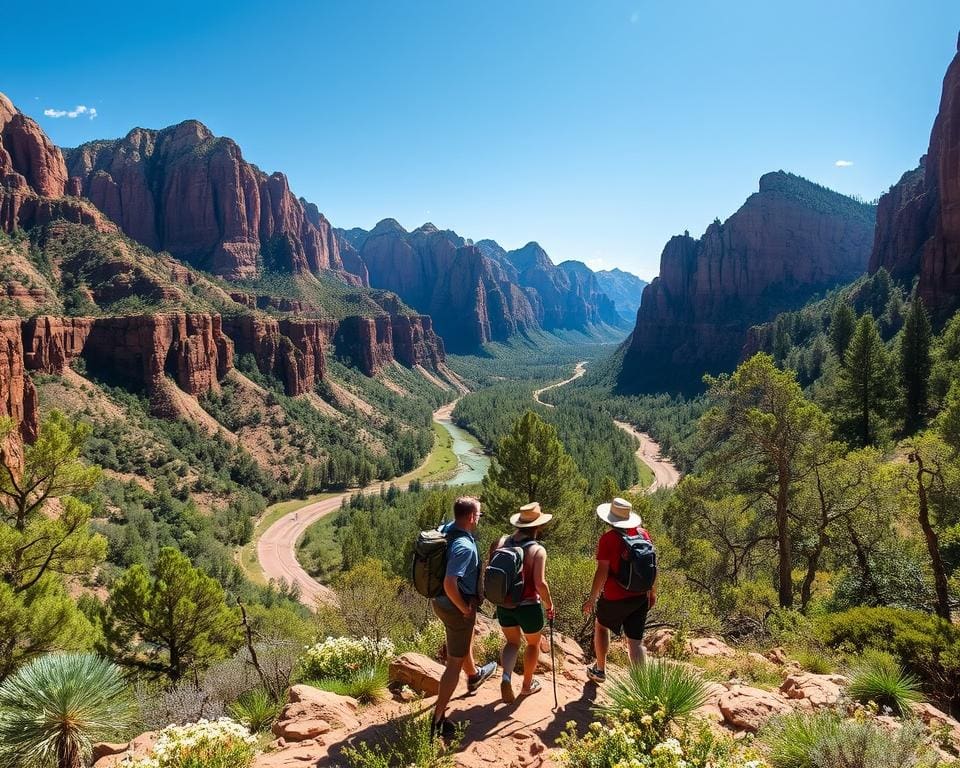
[443,574,472,616]
[532,545,553,614]
[582,561,610,614]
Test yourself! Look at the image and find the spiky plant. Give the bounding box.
[228,688,281,733]
[311,664,389,704]
[762,711,844,768]
[0,653,136,768]
[595,659,709,728]
[848,653,924,715]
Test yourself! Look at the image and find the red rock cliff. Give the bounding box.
[869,38,960,322]
[0,318,38,470]
[620,171,876,393]
[64,121,346,280]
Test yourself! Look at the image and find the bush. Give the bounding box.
[125,718,258,768]
[595,659,710,730]
[300,637,395,682]
[311,665,389,705]
[761,711,940,768]
[228,689,281,733]
[847,652,923,715]
[342,711,462,768]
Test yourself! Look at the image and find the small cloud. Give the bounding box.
[44,104,97,120]
[629,10,640,23]
[835,160,854,168]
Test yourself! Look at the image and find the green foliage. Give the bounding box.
[342,711,462,768]
[836,315,898,447]
[104,547,241,682]
[595,659,709,726]
[122,719,257,768]
[830,303,857,364]
[0,653,135,768]
[332,559,417,642]
[847,651,924,715]
[227,688,282,733]
[311,664,389,705]
[900,298,933,431]
[761,711,939,768]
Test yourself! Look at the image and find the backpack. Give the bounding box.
[614,529,657,593]
[484,537,537,607]
[411,524,466,598]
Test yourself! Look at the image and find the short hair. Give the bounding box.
[453,496,479,519]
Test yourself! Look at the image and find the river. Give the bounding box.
[434,410,491,486]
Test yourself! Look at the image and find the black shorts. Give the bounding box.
[596,595,649,640]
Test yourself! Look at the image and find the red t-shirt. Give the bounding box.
[596,527,652,601]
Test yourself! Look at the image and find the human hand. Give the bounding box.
[546,606,556,622]
[648,591,657,609]
[582,600,594,616]
[461,603,476,618]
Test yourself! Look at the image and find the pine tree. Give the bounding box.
[830,302,857,365]
[900,297,932,432]
[837,315,898,446]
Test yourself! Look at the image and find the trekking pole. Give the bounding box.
[549,615,558,710]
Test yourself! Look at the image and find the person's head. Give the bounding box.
[595,497,642,530]
[510,501,553,537]
[453,496,481,531]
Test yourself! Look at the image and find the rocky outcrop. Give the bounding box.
[868,38,960,322]
[63,121,347,280]
[0,93,113,234]
[0,318,38,469]
[272,685,361,743]
[620,171,876,393]
[559,259,624,327]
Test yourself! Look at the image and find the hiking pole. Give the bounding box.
[549,615,558,710]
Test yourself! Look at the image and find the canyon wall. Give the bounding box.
[620,171,877,393]
[868,37,960,323]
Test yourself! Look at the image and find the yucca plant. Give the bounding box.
[0,653,136,768]
[228,688,282,733]
[847,653,924,715]
[594,659,709,728]
[762,711,844,768]
[312,664,389,704]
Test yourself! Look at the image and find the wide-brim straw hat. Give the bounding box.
[596,497,642,529]
[510,501,553,528]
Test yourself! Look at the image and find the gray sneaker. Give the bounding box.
[467,661,497,693]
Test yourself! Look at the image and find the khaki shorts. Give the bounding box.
[432,597,477,658]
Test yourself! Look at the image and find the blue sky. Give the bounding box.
[3,1,959,279]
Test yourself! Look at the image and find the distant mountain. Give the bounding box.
[595,268,648,322]
[869,35,960,324]
[618,171,877,394]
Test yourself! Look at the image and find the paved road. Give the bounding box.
[257,400,459,607]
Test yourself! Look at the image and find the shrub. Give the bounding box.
[228,689,281,733]
[125,718,258,768]
[300,637,395,682]
[595,659,709,730]
[311,665,389,705]
[847,652,924,715]
[793,649,838,676]
[0,653,136,768]
[342,711,462,768]
[762,711,940,768]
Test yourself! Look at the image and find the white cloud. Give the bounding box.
[43,104,97,120]
[834,159,854,168]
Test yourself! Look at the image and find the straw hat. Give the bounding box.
[596,497,642,529]
[510,501,553,529]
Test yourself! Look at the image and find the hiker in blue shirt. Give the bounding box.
[431,496,497,739]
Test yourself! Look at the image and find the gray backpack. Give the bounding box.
[483,538,537,607]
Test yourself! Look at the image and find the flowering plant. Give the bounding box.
[123,718,258,768]
[301,636,396,682]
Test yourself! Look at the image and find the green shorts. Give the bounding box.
[496,603,545,634]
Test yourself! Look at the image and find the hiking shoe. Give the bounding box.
[500,678,516,703]
[587,665,606,683]
[430,716,458,741]
[467,661,497,693]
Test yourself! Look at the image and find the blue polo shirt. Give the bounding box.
[436,522,479,607]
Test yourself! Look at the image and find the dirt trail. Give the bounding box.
[257,400,460,607]
[532,361,587,407]
[613,420,681,492]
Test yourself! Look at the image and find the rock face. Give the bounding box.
[595,267,649,323]
[64,121,346,280]
[620,171,876,393]
[869,38,960,323]
[0,318,38,470]
[0,93,112,234]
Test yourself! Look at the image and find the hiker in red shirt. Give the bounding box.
[581,497,655,683]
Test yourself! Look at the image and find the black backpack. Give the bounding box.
[484,537,537,607]
[411,524,467,598]
[615,529,657,593]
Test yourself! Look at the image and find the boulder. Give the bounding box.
[644,628,677,655]
[272,685,360,743]
[779,673,848,708]
[718,686,793,732]
[388,653,445,697]
[910,702,960,750]
[688,637,736,658]
[92,732,157,768]
[764,647,789,665]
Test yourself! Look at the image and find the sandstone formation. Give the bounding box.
[620,171,877,393]
[388,652,444,696]
[869,37,960,322]
[0,318,38,470]
[717,685,793,732]
[63,120,347,280]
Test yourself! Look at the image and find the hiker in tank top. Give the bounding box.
[488,501,555,703]
[582,497,656,684]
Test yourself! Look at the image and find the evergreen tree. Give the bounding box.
[837,315,898,447]
[900,297,932,432]
[103,547,240,681]
[830,302,857,364]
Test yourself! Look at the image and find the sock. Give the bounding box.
[502,672,511,682]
